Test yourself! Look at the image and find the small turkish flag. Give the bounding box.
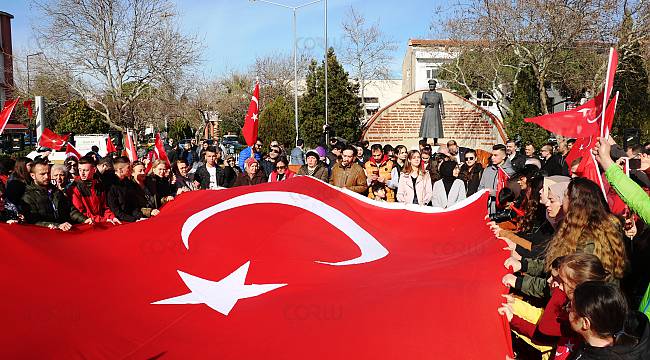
[1,178,512,359]
[124,131,138,162]
[145,133,170,172]
[39,128,69,151]
[0,98,19,136]
[65,143,82,159]
[242,81,260,147]
[526,47,618,138]
[106,136,117,154]
[23,99,33,118]
[565,92,618,176]
[495,166,510,208]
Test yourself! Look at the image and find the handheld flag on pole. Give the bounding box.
[106,136,117,154]
[242,81,260,148]
[0,98,20,136]
[65,143,82,159]
[39,128,69,151]
[124,130,138,162]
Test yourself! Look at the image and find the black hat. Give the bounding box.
[305,150,320,160]
[428,79,437,85]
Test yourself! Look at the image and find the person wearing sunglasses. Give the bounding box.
[268,157,295,182]
[260,145,282,178]
[458,149,483,196]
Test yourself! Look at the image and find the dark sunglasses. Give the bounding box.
[270,149,280,154]
[465,157,475,160]
[276,165,287,170]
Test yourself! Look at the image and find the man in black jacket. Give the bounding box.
[107,157,157,222]
[540,143,569,176]
[22,159,91,231]
[193,146,235,189]
[506,139,526,173]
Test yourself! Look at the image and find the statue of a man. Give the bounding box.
[419,79,445,145]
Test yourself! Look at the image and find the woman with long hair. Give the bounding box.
[544,177,627,281]
[517,175,546,235]
[458,149,483,196]
[4,157,33,216]
[146,159,174,206]
[396,150,432,205]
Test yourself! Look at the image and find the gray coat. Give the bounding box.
[478,158,515,214]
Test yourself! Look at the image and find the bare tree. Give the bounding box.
[32,0,201,130]
[340,6,398,121]
[252,51,310,105]
[444,0,622,114]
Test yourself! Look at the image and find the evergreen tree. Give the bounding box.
[259,95,295,148]
[55,99,110,135]
[612,11,650,142]
[299,48,362,147]
[167,119,194,142]
[504,66,550,149]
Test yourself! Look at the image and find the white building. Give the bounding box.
[356,79,403,120]
[400,39,575,119]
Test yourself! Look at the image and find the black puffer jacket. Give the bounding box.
[21,183,87,227]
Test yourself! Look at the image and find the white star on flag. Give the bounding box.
[152,261,286,316]
[251,113,258,122]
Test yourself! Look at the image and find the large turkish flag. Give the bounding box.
[0,177,511,359]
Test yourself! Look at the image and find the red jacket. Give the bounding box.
[269,169,296,182]
[67,178,116,222]
[510,288,581,359]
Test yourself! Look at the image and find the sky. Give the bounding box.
[4,0,447,79]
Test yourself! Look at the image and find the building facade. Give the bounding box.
[0,11,14,106]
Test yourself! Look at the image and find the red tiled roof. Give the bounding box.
[3,123,28,130]
[408,39,488,47]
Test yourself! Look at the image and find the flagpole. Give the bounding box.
[595,91,618,199]
[601,47,614,139]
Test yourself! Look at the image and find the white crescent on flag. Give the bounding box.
[181,191,389,266]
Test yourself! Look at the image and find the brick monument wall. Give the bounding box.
[361,90,507,151]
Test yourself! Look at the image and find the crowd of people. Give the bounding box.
[0,128,649,359]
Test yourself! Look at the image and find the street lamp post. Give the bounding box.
[26,52,44,96]
[324,0,328,132]
[249,0,321,145]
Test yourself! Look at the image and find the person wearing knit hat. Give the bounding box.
[233,156,267,187]
[305,149,320,160]
[297,150,329,182]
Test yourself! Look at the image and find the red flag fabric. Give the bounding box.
[0,178,511,359]
[154,133,170,166]
[39,128,69,150]
[0,98,20,136]
[525,48,618,138]
[124,131,138,162]
[65,143,82,159]
[525,91,604,138]
[106,136,117,154]
[495,166,510,208]
[566,92,618,176]
[242,81,260,147]
[23,99,33,118]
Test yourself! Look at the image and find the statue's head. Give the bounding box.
[428,79,437,90]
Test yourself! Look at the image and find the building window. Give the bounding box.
[426,68,438,80]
